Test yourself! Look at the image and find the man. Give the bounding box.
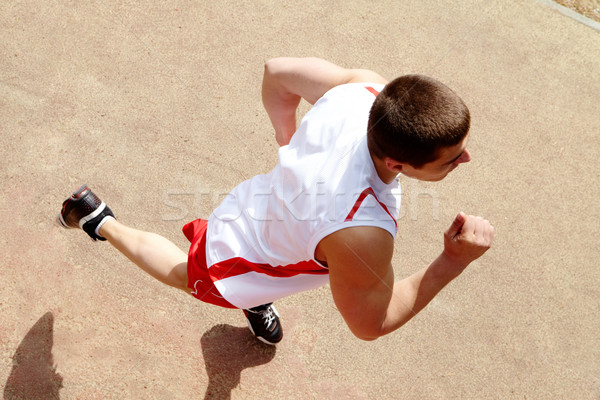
[58,57,494,345]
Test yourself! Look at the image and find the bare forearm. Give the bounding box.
[261,57,353,146]
[261,70,301,146]
[379,252,466,336]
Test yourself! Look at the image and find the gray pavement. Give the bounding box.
[1,0,599,398]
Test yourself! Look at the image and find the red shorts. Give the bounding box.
[182,219,237,309]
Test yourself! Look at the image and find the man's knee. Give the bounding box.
[171,262,189,292]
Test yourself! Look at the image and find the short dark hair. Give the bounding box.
[367,75,470,168]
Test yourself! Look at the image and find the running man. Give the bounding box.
[58,57,494,345]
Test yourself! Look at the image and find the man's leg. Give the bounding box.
[59,184,190,293]
[59,184,282,345]
[99,219,190,292]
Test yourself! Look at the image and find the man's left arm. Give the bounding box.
[322,213,494,340]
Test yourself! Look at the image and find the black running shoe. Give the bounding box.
[58,184,115,241]
[243,303,283,345]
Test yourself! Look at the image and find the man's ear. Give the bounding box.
[384,158,404,173]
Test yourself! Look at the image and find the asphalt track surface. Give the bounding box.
[1,1,599,398]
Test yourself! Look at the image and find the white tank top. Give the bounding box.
[205,83,401,309]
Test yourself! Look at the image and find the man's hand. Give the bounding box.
[442,212,494,271]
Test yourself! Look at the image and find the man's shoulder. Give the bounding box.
[321,225,394,248]
[316,225,394,271]
[317,82,386,103]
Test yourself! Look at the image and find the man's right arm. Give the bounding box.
[261,57,387,146]
[320,213,494,340]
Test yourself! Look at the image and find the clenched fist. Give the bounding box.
[443,212,494,269]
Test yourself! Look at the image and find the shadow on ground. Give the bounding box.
[201,324,276,400]
[4,312,63,399]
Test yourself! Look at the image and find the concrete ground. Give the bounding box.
[1,1,598,398]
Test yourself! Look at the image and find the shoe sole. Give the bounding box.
[56,214,69,228]
[57,184,90,228]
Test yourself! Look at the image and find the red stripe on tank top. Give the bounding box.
[208,257,329,282]
[365,86,379,96]
[345,187,397,227]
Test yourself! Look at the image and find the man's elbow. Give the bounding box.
[349,326,385,341]
[264,57,289,78]
[347,317,406,341]
[355,333,380,342]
